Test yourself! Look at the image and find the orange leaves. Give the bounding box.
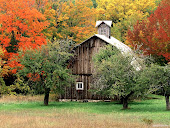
[127,0,170,62]
[27,73,41,82]
[62,0,97,43]
[0,0,48,44]
[0,0,49,73]
[43,0,97,43]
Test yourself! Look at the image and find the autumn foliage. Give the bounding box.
[0,0,48,73]
[0,0,167,75]
[95,0,160,41]
[96,0,157,21]
[44,0,97,43]
[0,47,9,77]
[127,0,170,62]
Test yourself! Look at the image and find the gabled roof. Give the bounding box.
[94,34,141,71]
[75,34,132,55]
[95,34,132,54]
[95,21,112,27]
[74,34,141,71]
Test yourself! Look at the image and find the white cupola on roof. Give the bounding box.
[95,21,112,38]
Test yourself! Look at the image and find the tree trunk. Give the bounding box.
[122,97,128,109]
[120,96,123,104]
[165,95,170,110]
[122,91,134,109]
[44,88,50,106]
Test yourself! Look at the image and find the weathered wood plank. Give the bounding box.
[67,35,112,100]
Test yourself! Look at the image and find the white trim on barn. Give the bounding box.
[76,82,84,90]
[95,21,112,27]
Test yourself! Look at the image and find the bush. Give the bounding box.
[0,78,11,96]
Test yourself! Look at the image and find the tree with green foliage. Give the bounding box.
[17,39,74,105]
[92,46,159,109]
[139,64,170,110]
[9,73,32,95]
[0,46,11,96]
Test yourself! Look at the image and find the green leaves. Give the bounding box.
[92,45,169,100]
[93,45,137,97]
[139,64,170,95]
[18,39,74,95]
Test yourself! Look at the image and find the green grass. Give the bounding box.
[0,95,170,125]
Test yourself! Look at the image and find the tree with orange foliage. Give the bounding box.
[0,0,48,73]
[127,0,170,65]
[44,0,97,43]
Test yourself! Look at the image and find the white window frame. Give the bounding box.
[76,82,84,90]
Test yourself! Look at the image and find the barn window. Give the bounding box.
[76,82,84,90]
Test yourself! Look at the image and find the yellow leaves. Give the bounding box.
[62,22,68,27]
[41,0,160,44]
[95,0,160,42]
[58,14,69,22]
[0,47,9,77]
[0,47,4,59]
[57,15,63,22]
[139,30,144,37]
[96,0,158,21]
[124,38,132,48]
[46,0,97,43]
[48,9,55,16]
[44,8,56,22]
[96,8,106,19]
[135,0,156,12]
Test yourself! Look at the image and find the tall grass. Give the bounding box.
[0,95,169,128]
[0,110,149,128]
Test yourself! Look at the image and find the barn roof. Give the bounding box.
[74,34,141,71]
[95,21,112,27]
[75,34,132,55]
[95,34,132,54]
[94,34,141,71]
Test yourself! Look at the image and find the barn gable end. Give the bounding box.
[95,21,112,38]
[65,36,109,100]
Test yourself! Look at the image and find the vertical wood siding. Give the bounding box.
[64,36,109,100]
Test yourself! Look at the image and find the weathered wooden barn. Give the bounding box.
[62,21,140,100]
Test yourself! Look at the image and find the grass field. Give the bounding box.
[0,95,169,128]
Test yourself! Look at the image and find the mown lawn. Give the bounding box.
[0,95,169,128]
